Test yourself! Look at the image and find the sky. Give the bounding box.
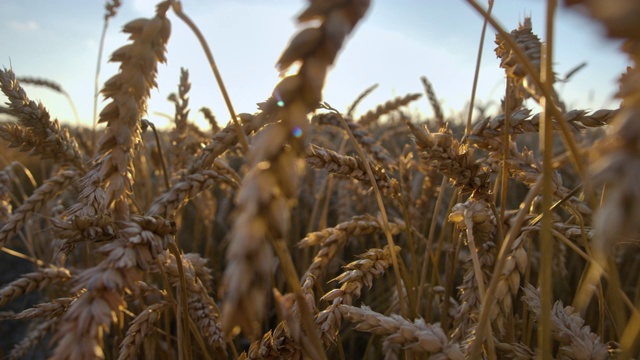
[0,0,630,130]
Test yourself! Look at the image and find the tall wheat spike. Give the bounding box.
[220,0,371,339]
[51,3,172,358]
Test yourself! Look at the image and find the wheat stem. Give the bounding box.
[322,103,412,319]
[170,1,249,153]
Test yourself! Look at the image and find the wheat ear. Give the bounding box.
[51,6,172,358]
[7,318,60,360]
[0,169,79,249]
[522,285,609,359]
[220,0,371,340]
[339,304,464,359]
[168,67,191,172]
[317,245,400,344]
[0,68,84,170]
[0,267,72,307]
[118,301,169,360]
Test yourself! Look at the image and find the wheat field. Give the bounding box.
[0,0,639,359]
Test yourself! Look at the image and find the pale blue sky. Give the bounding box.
[0,1,629,129]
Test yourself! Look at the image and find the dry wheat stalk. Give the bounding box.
[16,76,65,94]
[221,0,371,339]
[52,213,115,255]
[0,267,72,308]
[0,69,84,169]
[248,218,406,357]
[357,93,422,127]
[0,168,80,249]
[482,140,591,221]
[76,2,170,218]
[575,2,640,256]
[118,301,169,360]
[339,304,465,359]
[522,284,609,359]
[50,7,172,348]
